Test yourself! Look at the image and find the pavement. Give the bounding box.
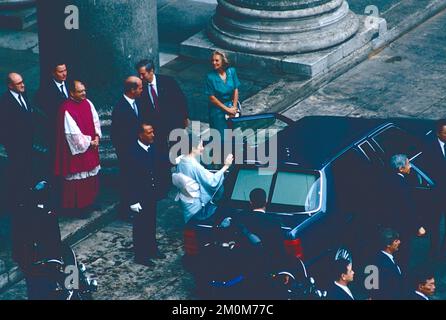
[1,0,446,299]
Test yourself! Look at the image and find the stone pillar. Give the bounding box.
[0,0,36,30]
[208,0,359,54]
[37,0,158,107]
[0,0,34,8]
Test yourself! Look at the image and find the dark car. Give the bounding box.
[183,114,436,291]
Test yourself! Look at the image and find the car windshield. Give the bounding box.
[229,167,322,213]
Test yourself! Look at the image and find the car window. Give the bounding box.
[372,126,420,158]
[271,172,317,209]
[358,141,384,166]
[409,160,435,189]
[231,168,274,201]
[229,167,321,213]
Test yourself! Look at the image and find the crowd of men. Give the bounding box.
[0,60,189,280]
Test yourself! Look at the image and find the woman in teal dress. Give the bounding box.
[205,50,241,138]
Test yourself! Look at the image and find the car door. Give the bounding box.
[226,113,294,164]
[408,156,437,221]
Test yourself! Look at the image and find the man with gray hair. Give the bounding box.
[385,154,425,269]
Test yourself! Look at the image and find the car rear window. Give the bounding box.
[230,168,321,213]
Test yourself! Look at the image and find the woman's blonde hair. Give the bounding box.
[211,50,229,69]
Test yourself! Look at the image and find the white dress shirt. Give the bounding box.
[123,94,138,116]
[54,79,68,98]
[438,138,445,157]
[381,250,401,274]
[334,281,355,300]
[137,139,151,152]
[414,290,429,300]
[147,74,158,106]
[9,90,28,110]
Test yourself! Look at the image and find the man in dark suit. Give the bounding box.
[0,72,34,208]
[408,269,436,300]
[135,59,189,198]
[126,122,165,266]
[135,59,189,140]
[370,228,405,300]
[385,154,425,268]
[419,119,446,258]
[231,188,286,298]
[35,63,69,150]
[236,188,287,292]
[326,258,355,300]
[111,76,143,219]
[111,76,144,158]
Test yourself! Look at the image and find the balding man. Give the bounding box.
[111,76,144,220]
[0,73,34,208]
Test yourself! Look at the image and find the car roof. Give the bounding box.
[277,116,395,168]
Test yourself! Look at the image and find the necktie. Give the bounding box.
[18,94,28,111]
[442,143,446,159]
[132,101,139,117]
[150,84,158,109]
[392,258,401,275]
[60,84,67,98]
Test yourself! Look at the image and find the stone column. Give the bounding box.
[37,0,158,107]
[0,0,36,30]
[0,0,34,8]
[208,0,359,54]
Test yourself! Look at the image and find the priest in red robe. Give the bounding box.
[54,80,101,217]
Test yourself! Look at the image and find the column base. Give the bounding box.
[0,0,36,30]
[181,16,385,78]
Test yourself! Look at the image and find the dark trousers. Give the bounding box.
[133,200,158,260]
[25,276,55,300]
[427,209,446,256]
[6,155,31,209]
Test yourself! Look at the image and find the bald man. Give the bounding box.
[0,73,34,208]
[111,76,144,220]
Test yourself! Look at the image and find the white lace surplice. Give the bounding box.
[64,99,102,180]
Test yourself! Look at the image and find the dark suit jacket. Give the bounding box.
[236,210,287,271]
[0,90,34,201]
[0,90,34,161]
[370,251,404,300]
[125,141,159,206]
[137,74,188,141]
[420,136,446,204]
[407,291,429,300]
[111,95,144,159]
[35,79,68,135]
[326,282,354,300]
[385,172,420,237]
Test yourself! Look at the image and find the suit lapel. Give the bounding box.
[435,140,446,161]
[123,96,138,119]
[8,91,29,112]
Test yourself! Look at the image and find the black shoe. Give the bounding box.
[149,250,166,260]
[135,258,155,267]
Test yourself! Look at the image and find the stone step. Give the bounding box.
[0,258,5,273]
[0,7,36,30]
